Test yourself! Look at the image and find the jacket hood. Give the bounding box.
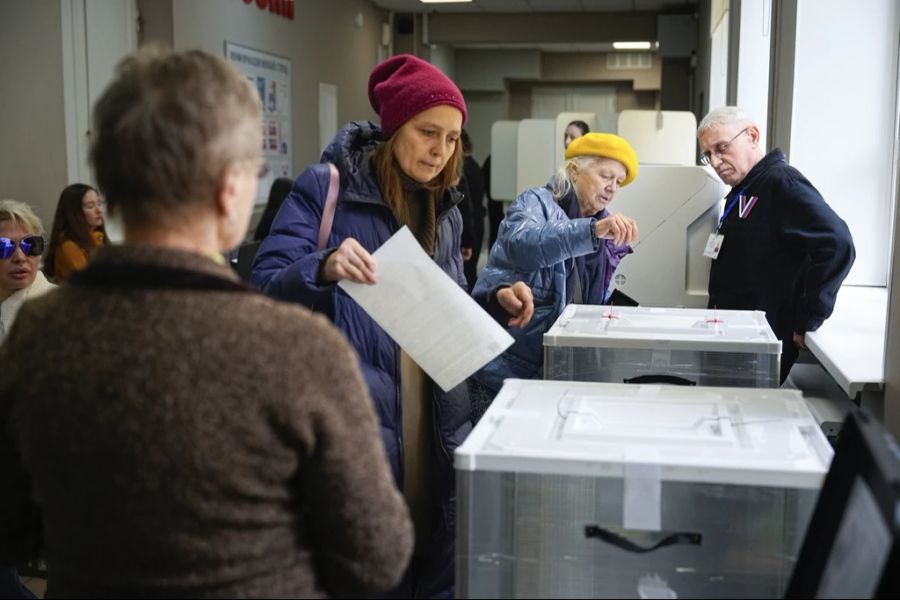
[320,121,384,204]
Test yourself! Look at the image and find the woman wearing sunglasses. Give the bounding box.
[0,199,54,344]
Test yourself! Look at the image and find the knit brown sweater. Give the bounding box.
[0,245,412,598]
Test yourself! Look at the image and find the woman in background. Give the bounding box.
[564,119,590,150]
[0,199,54,345]
[457,129,487,291]
[0,200,54,598]
[44,183,107,282]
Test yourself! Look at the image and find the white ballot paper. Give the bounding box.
[339,226,514,392]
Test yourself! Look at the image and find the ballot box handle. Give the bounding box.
[623,374,697,386]
[584,525,702,554]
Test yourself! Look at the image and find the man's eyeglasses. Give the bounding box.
[700,127,749,165]
[0,235,45,259]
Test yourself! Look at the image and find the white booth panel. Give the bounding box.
[617,110,697,166]
[515,119,556,196]
[593,112,619,136]
[489,120,519,202]
[555,112,595,163]
[612,165,727,307]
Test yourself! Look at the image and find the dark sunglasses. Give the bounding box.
[0,235,45,259]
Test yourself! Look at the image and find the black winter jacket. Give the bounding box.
[708,149,855,343]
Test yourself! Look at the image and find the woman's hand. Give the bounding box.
[322,238,378,284]
[496,281,534,327]
[594,213,638,246]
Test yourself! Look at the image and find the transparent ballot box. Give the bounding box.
[544,305,781,388]
[455,379,832,599]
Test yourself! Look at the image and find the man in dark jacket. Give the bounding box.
[457,129,486,291]
[698,106,855,383]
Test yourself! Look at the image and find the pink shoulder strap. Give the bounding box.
[317,163,339,251]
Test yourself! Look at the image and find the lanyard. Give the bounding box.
[717,187,745,231]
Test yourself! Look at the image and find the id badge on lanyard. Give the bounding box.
[704,187,744,260]
[703,232,725,259]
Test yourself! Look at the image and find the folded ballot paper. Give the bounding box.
[339,226,514,391]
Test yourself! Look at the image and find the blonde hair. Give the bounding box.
[0,199,44,235]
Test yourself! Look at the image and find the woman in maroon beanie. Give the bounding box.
[252,54,532,598]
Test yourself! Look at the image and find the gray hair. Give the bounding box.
[549,155,604,200]
[697,106,755,137]
[90,44,262,226]
[0,199,44,235]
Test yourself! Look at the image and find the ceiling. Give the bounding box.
[369,0,698,14]
[456,42,630,52]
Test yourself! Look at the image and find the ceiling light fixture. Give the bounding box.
[612,41,653,50]
[420,0,473,4]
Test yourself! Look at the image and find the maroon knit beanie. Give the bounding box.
[368,54,468,138]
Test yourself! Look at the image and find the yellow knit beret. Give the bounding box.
[564,133,639,187]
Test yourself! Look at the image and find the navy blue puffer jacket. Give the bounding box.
[251,121,470,597]
[472,185,630,392]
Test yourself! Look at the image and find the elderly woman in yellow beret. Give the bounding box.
[469,132,639,420]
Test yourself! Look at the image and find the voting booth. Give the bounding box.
[610,164,727,308]
[610,111,726,308]
[543,304,781,388]
[456,380,832,599]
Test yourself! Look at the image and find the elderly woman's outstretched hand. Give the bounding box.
[496,281,533,328]
[594,213,638,246]
[322,237,378,284]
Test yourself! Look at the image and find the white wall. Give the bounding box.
[618,110,698,166]
[490,121,519,201]
[789,0,899,286]
[516,119,556,193]
[456,47,658,167]
[454,49,541,92]
[735,0,770,148]
[0,1,69,227]
[171,0,386,169]
[1,0,390,229]
[530,86,616,121]
[463,91,507,166]
[62,0,137,199]
[427,43,455,79]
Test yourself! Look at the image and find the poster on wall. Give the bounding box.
[224,41,292,204]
